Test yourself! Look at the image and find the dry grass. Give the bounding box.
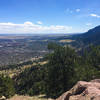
[0,60,48,78]
[59,39,75,43]
[7,95,53,100]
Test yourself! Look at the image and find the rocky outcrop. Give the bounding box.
[0,96,6,100]
[56,79,100,100]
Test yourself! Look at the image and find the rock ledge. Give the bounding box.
[56,79,100,100]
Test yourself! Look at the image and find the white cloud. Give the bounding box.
[90,14,100,18]
[65,8,73,13]
[86,23,92,26]
[76,9,80,12]
[66,8,80,14]
[37,21,43,25]
[0,21,72,33]
[24,21,33,26]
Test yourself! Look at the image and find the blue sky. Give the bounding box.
[0,0,100,34]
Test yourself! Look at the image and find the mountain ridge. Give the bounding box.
[70,25,100,48]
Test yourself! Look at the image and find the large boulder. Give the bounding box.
[0,96,6,100]
[56,79,100,100]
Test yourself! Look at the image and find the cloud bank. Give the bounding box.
[0,21,72,34]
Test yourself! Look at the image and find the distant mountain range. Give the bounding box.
[70,25,100,48]
[81,25,100,45]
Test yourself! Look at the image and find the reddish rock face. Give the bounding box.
[56,79,100,100]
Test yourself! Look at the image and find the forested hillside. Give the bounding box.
[14,43,100,99]
[70,25,100,48]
